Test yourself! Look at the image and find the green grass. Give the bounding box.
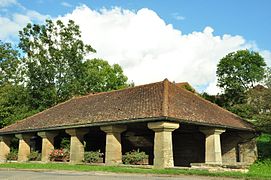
[0,161,271,179]
[257,133,271,159]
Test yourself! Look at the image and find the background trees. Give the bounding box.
[19,19,96,109]
[202,49,271,134]
[216,50,266,106]
[0,19,129,128]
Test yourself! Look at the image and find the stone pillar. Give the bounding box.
[0,136,11,162]
[37,131,58,162]
[15,134,33,162]
[200,128,225,164]
[148,121,179,168]
[100,125,127,165]
[66,128,89,164]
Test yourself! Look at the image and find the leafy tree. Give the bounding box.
[0,84,37,128]
[217,50,266,106]
[0,41,22,85]
[18,19,96,109]
[82,58,129,93]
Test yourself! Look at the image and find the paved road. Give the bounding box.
[0,169,238,180]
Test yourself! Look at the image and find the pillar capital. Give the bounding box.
[15,133,34,140]
[199,127,225,136]
[0,135,12,142]
[100,125,127,134]
[65,128,89,137]
[148,121,179,132]
[37,131,58,139]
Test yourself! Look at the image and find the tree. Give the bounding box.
[0,41,22,85]
[18,19,96,109]
[82,58,129,93]
[0,84,37,128]
[217,50,266,106]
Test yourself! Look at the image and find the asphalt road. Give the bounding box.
[0,169,238,180]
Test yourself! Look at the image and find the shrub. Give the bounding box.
[27,151,41,161]
[122,149,148,165]
[84,150,104,163]
[49,149,69,162]
[6,149,18,161]
[60,138,70,150]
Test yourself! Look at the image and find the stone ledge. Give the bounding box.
[190,163,249,173]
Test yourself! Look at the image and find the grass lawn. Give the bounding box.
[0,160,271,180]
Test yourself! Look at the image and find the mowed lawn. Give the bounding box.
[0,160,271,180]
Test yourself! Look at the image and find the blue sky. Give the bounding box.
[16,0,271,50]
[1,0,271,93]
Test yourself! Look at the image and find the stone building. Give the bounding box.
[0,79,258,168]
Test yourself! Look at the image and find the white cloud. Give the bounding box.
[58,5,270,94]
[61,2,72,8]
[0,1,49,41]
[0,0,18,8]
[171,12,185,20]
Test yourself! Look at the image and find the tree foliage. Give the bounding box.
[0,83,37,128]
[0,19,130,128]
[18,19,96,109]
[0,41,22,85]
[217,50,266,105]
[82,58,128,93]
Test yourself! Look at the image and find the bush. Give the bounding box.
[257,133,271,159]
[84,150,103,163]
[27,151,41,161]
[49,149,69,162]
[122,149,148,165]
[6,149,18,161]
[60,138,70,150]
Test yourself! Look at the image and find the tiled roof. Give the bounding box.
[0,79,254,134]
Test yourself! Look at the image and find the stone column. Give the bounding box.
[66,128,89,164]
[37,131,58,162]
[200,128,225,164]
[0,136,11,162]
[148,121,179,168]
[100,125,127,165]
[15,134,33,162]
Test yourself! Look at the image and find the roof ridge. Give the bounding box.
[162,78,169,116]
[72,80,165,100]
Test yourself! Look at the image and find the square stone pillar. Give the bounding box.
[200,128,225,164]
[15,134,33,162]
[148,121,179,168]
[66,128,89,164]
[0,136,11,163]
[100,125,127,165]
[37,131,58,162]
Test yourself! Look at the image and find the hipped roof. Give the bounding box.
[0,79,254,134]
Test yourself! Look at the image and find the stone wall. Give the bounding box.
[172,125,205,166]
[221,131,239,163]
[239,138,258,164]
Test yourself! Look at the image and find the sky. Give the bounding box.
[1,0,271,94]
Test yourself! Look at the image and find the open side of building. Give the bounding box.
[0,79,258,168]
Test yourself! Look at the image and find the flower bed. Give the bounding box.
[49,149,69,162]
